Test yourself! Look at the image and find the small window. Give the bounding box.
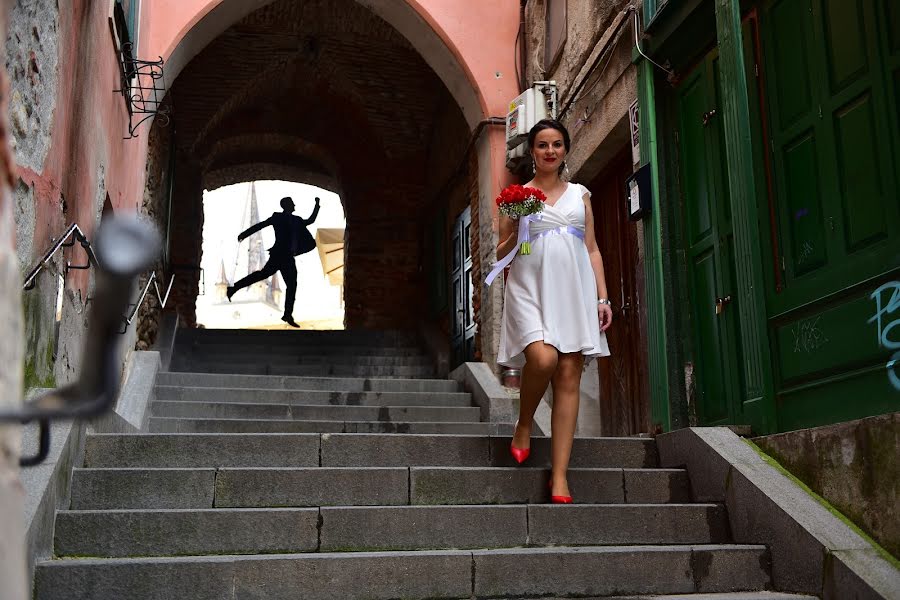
[110,0,141,79]
[545,0,567,71]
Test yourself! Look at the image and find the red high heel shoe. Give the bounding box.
[509,421,530,464]
[549,480,573,504]
[510,443,530,464]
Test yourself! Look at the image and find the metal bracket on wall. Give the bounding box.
[114,42,170,140]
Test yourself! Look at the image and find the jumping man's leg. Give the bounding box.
[280,257,298,326]
[549,352,584,497]
[229,258,279,300]
[512,341,559,451]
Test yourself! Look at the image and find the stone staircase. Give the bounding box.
[33,329,819,599]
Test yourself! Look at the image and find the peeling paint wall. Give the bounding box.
[525,0,637,180]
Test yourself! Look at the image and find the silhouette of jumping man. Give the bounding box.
[227,196,321,328]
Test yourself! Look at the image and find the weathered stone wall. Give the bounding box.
[754,412,900,559]
[1,0,30,594]
[134,119,174,350]
[9,0,155,392]
[524,0,637,180]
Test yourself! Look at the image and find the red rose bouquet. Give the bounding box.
[496,185,546,255]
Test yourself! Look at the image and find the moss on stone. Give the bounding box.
[21,293,57,392]
[742,438,900,569]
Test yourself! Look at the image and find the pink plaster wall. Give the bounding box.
[18,0,149,292]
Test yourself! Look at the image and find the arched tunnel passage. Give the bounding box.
[146,0,479,337]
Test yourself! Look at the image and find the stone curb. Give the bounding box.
[657,426,900,598]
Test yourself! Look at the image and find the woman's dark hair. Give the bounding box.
[527,119,571,152]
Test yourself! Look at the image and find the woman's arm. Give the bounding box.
[496,214,518,261]
[582,193,613,331]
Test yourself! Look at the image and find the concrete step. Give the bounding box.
[178,341,428,356]
[170,362,436,378]
[153,385,473,407]
[176,329,420,346]
[150,401,482,422]
[82,433,658,469]
[34,545,771,600]
[148,417,492,435]
[69,467,688,509]
[173,352,434,367]
[54,503,729,558]
[155,372,461,393]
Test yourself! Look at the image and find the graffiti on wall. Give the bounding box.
[868,281,900,391]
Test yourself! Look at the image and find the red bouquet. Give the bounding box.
[495,185,547,219]
[495,185,547,255]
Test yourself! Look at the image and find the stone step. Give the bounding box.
[170,362,435,378]
[82,433,658,469]
[69,467,688,509]
[176,329,420,346]
[154,385,473,407]
[150,401,482,422]
[33,545,771,600]
[148,417,492,435]
[54,503,729,558]
[173,352,434,367]
[155,372,461,393]
[178,341,427,356]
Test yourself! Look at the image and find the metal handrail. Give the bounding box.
[120,270,175,333]
[22,222,175,335]
[3,216,162,467]
[22,223,99,290]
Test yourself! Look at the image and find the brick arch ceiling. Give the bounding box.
[169,0,458,204]
[161,0,484,128]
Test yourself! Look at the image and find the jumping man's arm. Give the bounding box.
[237,217,271,242]
[303,197,322,225]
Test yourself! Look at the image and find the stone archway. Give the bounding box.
[151,0,490,128]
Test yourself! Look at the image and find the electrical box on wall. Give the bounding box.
[506,81,558,170]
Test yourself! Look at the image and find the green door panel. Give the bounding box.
[762,0,900,312]
[885,0,900,52]
[775,289,889,382]
[678,72,715,247]
[782,134,827,276]
[833,94,889,252]
[777,364,900,431]
[769,0,816,127]
[692,250,730,424]
[822,0,871,92]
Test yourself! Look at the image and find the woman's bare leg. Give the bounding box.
[512,341,559,450]
[549,352,584,497]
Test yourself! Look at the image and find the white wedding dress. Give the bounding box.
[497,183,610,367]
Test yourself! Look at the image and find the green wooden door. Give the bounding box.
[759,0,900,428]
[677,51,747,426]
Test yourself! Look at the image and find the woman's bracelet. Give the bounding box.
[597,298,612,307]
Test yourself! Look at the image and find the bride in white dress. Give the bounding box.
[495,119,613,503]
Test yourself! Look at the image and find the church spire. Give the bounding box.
[246,182,266,275]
